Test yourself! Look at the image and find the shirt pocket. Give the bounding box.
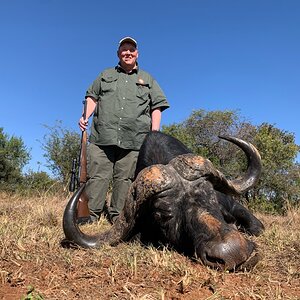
[136,83,150,101]
[101,75,118,94]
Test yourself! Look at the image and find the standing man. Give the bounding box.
[78,37,170,224]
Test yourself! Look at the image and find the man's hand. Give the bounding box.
[78,97,97,131]
[79,117,88,131]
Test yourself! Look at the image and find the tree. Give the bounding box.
[20,170,58,196]
[0,127,31,187]
[41,121,81,186]
[252,123,300,211]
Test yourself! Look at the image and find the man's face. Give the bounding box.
[118,42,138,70]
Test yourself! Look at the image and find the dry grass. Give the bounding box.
[0,192,299,300]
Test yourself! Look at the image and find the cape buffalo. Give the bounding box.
[63,131,264,270]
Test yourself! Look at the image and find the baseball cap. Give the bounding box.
[119,36,138,48]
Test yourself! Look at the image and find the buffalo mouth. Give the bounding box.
[198,233,258,271]
[201,247,260,271]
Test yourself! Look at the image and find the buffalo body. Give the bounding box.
[63,132,264,270]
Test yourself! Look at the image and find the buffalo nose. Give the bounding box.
[202,232,255,270]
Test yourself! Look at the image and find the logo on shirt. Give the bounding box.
[138,78,145,85]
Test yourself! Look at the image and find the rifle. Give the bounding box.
[69,100,90,222]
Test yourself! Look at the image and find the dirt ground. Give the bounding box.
[0,193,299,299]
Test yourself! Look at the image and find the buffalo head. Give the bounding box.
[63,132,264,271]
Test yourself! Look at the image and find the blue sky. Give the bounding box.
[1,0,300,173]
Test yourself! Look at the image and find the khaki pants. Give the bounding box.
[85,143,139,222]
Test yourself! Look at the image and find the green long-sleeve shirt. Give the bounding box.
[86,66,170,150]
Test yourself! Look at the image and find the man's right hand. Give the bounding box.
[78,97,97,131]
[79,117,88,131]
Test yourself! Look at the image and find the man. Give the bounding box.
[78,37,170,224]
